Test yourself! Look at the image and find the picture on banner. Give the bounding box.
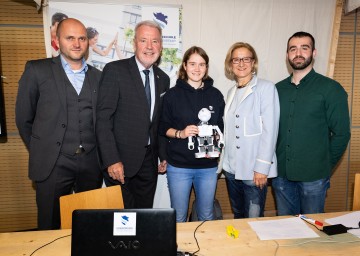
[48,2,182,84]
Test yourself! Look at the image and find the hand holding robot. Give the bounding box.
[188,108,224,158]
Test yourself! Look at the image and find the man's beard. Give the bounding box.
[289,55,313,70]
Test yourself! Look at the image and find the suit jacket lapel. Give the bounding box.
[129,56,151,120]
[86,66,98,106]
[224,85,237,120]
[85,66,98,125]
[152,67,161,122]
[51,56,67,111]
[225,76,257,119]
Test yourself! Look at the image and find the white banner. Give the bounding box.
[47,2,182,81]
[142,6,180,48]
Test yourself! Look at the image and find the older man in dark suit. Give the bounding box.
[16,18,103,230]
[96,20,169,208]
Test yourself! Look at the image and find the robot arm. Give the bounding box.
[188,136,195,150]
[214,126,224,149]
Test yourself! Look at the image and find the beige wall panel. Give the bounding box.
[0,0,44,232]
[353,41,360,124]
[0,136,36,232]
[0,0,41,25]
[339,9,356,32]
[1,27,45,133]
[349,130,360,209]
[333,36,354,90]
[326,152,350,212]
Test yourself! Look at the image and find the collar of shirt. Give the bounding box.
[135,57,155,123]
[60,55,88,74]
[135,57,154,79]
[60,55,88,95]
[289,68,316,87]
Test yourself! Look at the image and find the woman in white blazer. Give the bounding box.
[219,42,280,218]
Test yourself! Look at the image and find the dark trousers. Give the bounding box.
[35,148,103,230]
[224,171,267,219]
[104,147,158,208]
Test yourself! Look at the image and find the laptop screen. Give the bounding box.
[71,208,177,256]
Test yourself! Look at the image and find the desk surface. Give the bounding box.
[0,212,359,256]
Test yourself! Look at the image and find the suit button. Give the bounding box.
[236,115,239,118]
[236,146,240,149]
[56,142,61,146]
[235,125,239,128]
[236,136,239,139]
[62,124,66,128]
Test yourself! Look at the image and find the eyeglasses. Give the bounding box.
[231,57,253,64]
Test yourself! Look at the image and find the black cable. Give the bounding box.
[29,234,71,256]
[346,221,360,230]
[190,220,208,256]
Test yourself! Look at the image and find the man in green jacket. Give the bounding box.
[273,31,350,215]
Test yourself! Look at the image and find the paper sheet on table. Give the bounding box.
[248,217,319,240]
[325,211,360,238]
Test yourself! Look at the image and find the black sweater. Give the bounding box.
[159,78,225,168]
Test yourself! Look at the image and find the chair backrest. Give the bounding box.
[60,185,124,229]
[353,173,360,211]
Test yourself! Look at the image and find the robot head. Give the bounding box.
[198,108,211,123]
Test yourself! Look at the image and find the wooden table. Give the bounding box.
[1,212,359,256]
[177,212,360,256]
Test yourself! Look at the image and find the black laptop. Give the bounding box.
[71,208,177,256]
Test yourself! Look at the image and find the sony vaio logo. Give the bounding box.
[108,240,141,250]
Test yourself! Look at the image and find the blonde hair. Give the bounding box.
[224,42,258,81]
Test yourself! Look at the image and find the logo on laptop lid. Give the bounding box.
[113,212,137,236]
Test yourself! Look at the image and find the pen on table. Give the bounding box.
[298,214,324,226]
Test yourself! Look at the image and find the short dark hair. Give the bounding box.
[178,46,209,81]
[51,12,68,26]
[86,27,99,40]
[287,31,316,51]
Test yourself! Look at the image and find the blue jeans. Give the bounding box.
[166,164,218,222]
[272,176,330,216]
[224,171,267,219]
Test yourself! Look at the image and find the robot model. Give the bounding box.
[188,108,224,158]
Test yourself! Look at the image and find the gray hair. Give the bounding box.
[134,20,163,40]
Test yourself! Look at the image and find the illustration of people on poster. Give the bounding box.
[48,2,182,84]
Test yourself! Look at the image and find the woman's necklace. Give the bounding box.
[237,75,253,89]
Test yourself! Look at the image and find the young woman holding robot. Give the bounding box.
[159,46,225,222]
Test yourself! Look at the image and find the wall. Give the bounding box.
[0,0,43,231]
[0,0,358,232]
